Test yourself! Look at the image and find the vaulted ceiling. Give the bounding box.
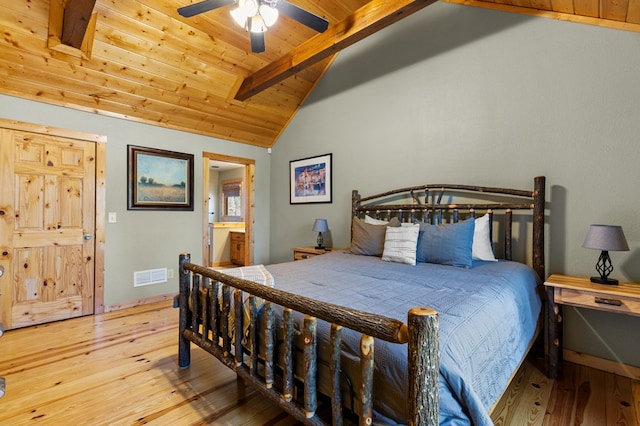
[1,0,639,148]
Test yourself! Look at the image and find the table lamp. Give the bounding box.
[313,219,328,250]
[582,224,629,285]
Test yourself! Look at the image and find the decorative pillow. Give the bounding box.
[416,218,475,268]
[364,215,389,225]
[351,217,400,256]
[382,223,420,265]
[472,214,497,262]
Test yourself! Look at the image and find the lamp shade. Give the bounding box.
[313,219,328,233]
[582,225,629,251]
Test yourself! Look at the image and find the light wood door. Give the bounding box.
[0,129,96,329]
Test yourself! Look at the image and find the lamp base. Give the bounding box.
[590,276,619,285]
[315,245,325,250]
[315,232,324,251]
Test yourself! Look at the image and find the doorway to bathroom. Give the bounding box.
[202,152,255,267]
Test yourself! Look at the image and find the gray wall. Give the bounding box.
[270,4,640,365]
[0,94,271,308]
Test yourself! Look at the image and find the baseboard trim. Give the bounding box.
[104,293,174,313]
[564,349,640,380]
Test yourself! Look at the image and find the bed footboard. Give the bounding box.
[178,253,439,425]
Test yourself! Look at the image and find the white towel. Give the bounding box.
[211,265,275,343]
[214,264,275,288]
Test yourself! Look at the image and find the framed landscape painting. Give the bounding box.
[290,153,332,204]
[127,145,194,210]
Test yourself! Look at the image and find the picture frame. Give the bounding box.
[127,145,194,211]
[290,153,332,204]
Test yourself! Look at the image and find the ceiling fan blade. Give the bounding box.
[250,31,266,53]
[178,0,234,18]
[277,0,329,33]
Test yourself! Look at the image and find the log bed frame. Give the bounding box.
[178,176,545,426]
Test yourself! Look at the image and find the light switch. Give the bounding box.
[108,212,117,223]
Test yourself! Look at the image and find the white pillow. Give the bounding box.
[382,223,420,265]
[472,214,497,261]
[364,215,389,225]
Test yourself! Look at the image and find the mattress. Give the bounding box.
[262,250,542,425]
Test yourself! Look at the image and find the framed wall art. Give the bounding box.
[290,153,332,204]
[127,145,194,210]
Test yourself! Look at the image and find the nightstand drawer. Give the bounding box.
[555,288,640,315]
[294,251,316,261]
[291,247,338,261]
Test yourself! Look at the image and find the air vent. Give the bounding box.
[134,268,167,287]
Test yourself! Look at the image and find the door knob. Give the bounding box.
[84,234,93,240]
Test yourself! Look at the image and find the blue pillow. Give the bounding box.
[416,218,475,268]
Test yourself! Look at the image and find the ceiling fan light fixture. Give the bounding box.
[240,0,259,17]
[230,7,248,28]
[231,0,278,32]
[249,14,267,33]
[180,0,327,53]
[259,4,278,27]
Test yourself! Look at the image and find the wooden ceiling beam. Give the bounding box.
[61,0,97,49]
[234,0,437,101]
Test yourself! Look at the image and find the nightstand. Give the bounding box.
[544,274,640,379]
[291,246,338,261]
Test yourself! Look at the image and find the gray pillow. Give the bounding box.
[350,216,400,256]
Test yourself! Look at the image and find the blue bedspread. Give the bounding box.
[264,251,541,425]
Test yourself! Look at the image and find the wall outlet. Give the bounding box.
[167,269,174,279]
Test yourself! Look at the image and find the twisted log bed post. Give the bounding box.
[178,253,439,426]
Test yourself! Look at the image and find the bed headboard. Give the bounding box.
[352,176,545,281]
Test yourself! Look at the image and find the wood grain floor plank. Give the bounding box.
[605,371,637,425]
[633,380,640,425]
[491,358,554,426]
[2,334,174,407]
[1,301,638,425]
[577,364,607,426]
[491,361,533,425]
[542,361,577,425]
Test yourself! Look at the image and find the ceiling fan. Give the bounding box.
[178,0,329,53]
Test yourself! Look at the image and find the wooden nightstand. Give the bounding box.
[291,246,338,261]
[544,274,640,379]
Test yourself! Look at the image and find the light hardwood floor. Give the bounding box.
[1,301,638,425]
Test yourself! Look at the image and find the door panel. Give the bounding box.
[0,129,95,329]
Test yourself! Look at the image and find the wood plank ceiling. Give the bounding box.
[1,0,640,148]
